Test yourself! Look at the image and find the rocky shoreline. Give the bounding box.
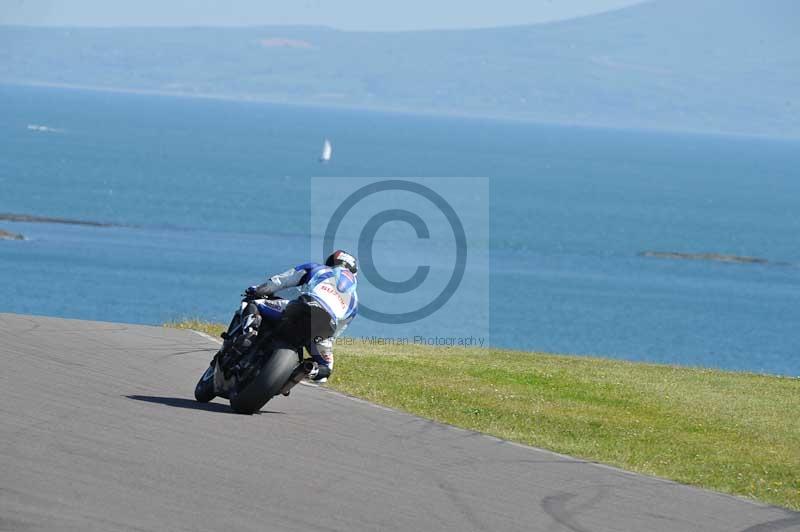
[640,250,771,265]
[0,213,113,227]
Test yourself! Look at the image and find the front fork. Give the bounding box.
[221,301,249,343]
[210,301,251,396]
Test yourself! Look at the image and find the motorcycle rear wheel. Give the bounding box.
[229,347,299,415]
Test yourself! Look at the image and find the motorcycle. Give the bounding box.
[194,294,335,414]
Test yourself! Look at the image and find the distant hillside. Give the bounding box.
[1,0,798,137]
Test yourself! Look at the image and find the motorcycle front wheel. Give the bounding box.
[194,363,216,403]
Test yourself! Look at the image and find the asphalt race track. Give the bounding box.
[1,313,798,531]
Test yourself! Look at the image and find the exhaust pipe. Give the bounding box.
[279,361,317,396]
[300,360,317,374]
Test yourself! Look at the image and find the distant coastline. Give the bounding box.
[5,80,618,129]
[5,81,794,143]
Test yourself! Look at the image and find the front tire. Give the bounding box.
[194,364,216,403]
[229,347,299,415]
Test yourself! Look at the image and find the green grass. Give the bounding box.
[166,320,800,509]
[165,319,227,338]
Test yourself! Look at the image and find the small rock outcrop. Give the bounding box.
[639,251,769,265]
[0,229,25,241]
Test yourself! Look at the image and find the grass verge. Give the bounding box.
[166,320,800,509]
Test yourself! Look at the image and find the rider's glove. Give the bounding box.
[243,286,259,300]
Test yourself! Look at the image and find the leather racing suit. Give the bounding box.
[241,262,358,382]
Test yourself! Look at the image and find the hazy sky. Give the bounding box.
[0,0,646,31]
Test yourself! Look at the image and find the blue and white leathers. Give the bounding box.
[304,266,358,336]
[250,263,358,376]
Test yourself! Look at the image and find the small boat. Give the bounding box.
[320,138,332,163]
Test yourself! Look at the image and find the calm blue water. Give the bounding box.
[2,85,799,375]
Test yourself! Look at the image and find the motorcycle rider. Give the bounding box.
[224,250,358,383]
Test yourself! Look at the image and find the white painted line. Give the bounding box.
[190,330,222,345]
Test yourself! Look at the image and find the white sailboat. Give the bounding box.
[319,138,332,163]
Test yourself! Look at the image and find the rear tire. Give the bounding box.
[229,347,299,415]
[194,364,216,403]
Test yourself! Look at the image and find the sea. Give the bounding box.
[1,84,799,375]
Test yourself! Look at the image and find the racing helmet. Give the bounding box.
[325,250,358,275]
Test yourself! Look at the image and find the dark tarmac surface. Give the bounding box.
[1,313,798,531]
